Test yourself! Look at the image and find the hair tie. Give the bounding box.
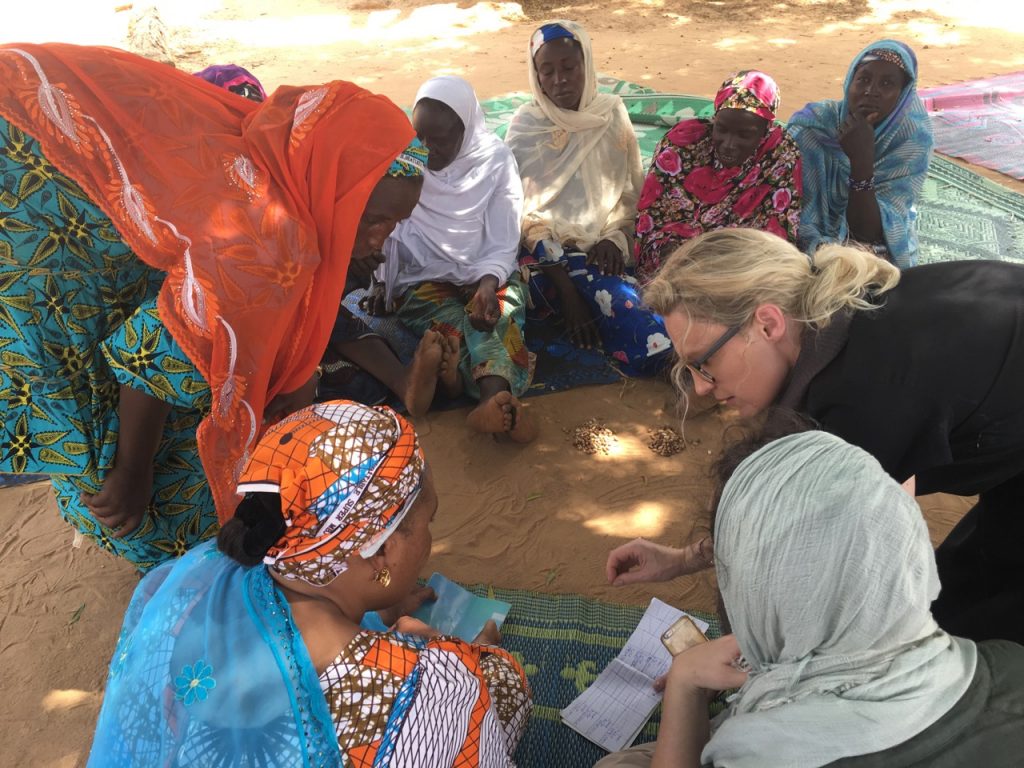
[236,492,286,559]
[808,255,820,276]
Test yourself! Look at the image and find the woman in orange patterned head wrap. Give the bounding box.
[90,400,531,767]
[0,42,425,570]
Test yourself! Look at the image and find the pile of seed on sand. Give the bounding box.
[647,426,687,457]
[570,418,618,455]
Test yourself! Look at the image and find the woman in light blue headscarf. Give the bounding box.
[788,40,933,268]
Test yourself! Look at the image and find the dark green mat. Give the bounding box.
[463,583,722,768]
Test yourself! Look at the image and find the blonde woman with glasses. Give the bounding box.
[606,227,1024,646]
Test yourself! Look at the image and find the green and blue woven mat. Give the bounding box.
[462,583,722,768]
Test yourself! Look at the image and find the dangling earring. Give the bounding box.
[373,567,391,588]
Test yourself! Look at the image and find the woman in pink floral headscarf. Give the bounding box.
[634,71,802,283]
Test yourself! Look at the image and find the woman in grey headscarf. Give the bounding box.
[600,429,1024,768]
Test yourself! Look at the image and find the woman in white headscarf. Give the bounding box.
[599,428,1024,768]
[374,75,536,442]
[505,20,671,374]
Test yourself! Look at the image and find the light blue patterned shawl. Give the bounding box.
[88,542,341,767]
[86,543,482,767]
[788,40,933,268]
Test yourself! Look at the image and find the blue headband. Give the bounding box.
[530,23,578,57]
[386,137,428,178]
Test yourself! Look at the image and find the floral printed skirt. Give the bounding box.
[524,251,672,376]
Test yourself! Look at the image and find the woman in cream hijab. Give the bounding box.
[506,20,671,374]
[599,429,1024,767]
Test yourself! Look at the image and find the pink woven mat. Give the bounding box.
[920,72,1024,180]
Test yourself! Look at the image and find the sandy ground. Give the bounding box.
[0,1,1010,764]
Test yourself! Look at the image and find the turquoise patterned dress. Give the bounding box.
[0,115,218,570]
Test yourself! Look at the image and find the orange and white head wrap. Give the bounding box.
[237,400,425,586]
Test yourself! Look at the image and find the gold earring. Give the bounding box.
[374,567,391,588]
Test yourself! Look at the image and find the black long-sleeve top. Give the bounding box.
[779,260,1024,496]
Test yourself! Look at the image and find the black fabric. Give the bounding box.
[793,260,1024,642]
[931,473,1024,643]
[798,261,1024,496]
[777,310,853,412]
[318,282,391,408]
[824,640,1024,768]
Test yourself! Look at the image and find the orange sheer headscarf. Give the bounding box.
[0,43,414,520]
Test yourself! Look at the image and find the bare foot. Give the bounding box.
[438,333,463,398]
[404,331,443,418]
[466,391,537,444]
[508,403,538,444]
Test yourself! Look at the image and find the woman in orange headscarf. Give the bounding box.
[89,400,532,767]
[0,42,425,570]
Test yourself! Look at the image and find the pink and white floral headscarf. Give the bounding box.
[713,70,781,123]
[634,69,801,283]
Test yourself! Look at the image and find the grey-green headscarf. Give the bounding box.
[703,431,976,768]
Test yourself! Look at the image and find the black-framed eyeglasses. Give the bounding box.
[682,325,741,387]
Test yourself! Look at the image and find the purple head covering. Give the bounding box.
[194,64,267,102]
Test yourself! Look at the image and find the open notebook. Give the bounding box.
[560,598,710,753]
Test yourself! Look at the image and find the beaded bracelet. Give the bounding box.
[849,175,875,192]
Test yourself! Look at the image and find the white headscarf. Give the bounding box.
[384,75,523,302]
[704,431,977,768]
[505,20,643,258]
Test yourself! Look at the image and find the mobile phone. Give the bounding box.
[661,615,708,656]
